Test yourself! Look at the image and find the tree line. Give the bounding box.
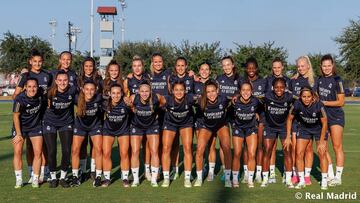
[1,17,359,87]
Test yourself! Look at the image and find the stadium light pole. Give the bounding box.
[49,19,57,51]
[119,0,127,44]
[90,0,94,57]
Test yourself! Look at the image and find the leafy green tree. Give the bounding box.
[0,31,57,73]
[230,41,288,78]
[335,18,360,86]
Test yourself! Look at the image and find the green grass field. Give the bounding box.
[0,102,359,203]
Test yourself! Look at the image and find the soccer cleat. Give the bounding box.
[207,172,214,182]
[268,173,276,183]
[184,179,192,188]
[291,176,299,184]
[320,184,328,190]
[101,179,111,187]
[161,179,170,188]
[260,179,268,188]
[232,179,239,188]
[14,180,23,189]
[80,172,89,183]
[122,179,130,188]
[328,178,342,186]
[71,176,81,187]
[93,177,102,187]
[145,172,152,181]
[194,178,202,187]
[255,175,262,183]
[285,180,294,189]
[151,181,158,187]
[27,176,33,184]
[131,181,139,187]
[32,179,39,188]
[59,178,70,188]
[49,179,58,188]
[225,180,232,188]
[304,177,312,185]
[295,182,306,189]
[90,172,96,181]
[248,181,255,188]
[241,175,248,184]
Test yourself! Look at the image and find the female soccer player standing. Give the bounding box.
[195,79,233,188]
[71,81,103,187]
[123,55,149,95]
[231,82,260,188]
[126,80,162,187]
[43,70,77,188]
[285,87,328,190]
[103,60,124,100]
[317,54,345,186]
[289,56,317,185]
[50,51,78,87]
[12,78,44,188]
[102,84,131,187]
[260,78,297,188]
[161,81,196,188]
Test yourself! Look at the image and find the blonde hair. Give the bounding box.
[295,55,315,87]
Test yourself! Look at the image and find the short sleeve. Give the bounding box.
[16,73,28,88]
[12,98,22,113]
[335,77,345,94]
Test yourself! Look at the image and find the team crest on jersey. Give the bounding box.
[284,102,287,107]
[185,105,188,109]
[186,80,190,85]
[237,107,241,111]
[329,83,332,88]
[258,86,262,90]
[219,104,223,110]
[133,84,137,87]
[221,80,225,83]
[121,108,125,114]
[44,77,47,82]
[54,97,58,100]
[94,103,98,108]
[68,95,72,100]
[251,106,254,111]
[296,82,299,86]
[312,112,316,117]
[234,80,238,85]
[319,81,322,84]
[270,101,274,105]
[70,76,73,81]
[27,104,31,107]
[162,75,166,80]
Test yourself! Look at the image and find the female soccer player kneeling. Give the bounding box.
[161,80,197,188]
[12,78,44,188]
[102,84,131,187]
[195,79,233,188]
[285,87,328,190]
[126,80,162,187]
[231,81,260,188]
[71,81,103,187]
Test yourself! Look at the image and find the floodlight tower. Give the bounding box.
[97,6,117,70]
[49,19,57,51]
[119,0,127,44]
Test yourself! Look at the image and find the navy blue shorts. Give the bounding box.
[162,122,193,132]
[232,125,257,138]
[103,128,129,137]
[258,112,265,125]
[130,125,160,136]
[327,111,345,127]
[12,125,43,138]
[263,126,286,140]
[74,125,102,137]
[292,119,299,134]
[197,122,228,134]
[296,128,328,141]
[43,123,73,134]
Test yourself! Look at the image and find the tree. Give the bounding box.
[174,40,223,75]
[113,41,176,74]
[0,31,57,73]
[230,41,288,77]
[335,18,360,86]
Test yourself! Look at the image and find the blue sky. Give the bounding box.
[0,0,359,62]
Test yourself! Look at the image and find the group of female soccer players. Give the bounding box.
[12,49,345,191]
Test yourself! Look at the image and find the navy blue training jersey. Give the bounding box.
[262,91,296,129]
[75,94,103,130]
[289,76,317,97]
[50,69,78,87]
[103,100,131,133]
[127,73,149,95]
[150,68,171,96]
[249,77,267,98]
[265,75,290,93]
[232,96,260,129]
[197,95,229,129]
[13,91,44,131]
[17,70,52,95]
[290,100,326,133]
[194,81,205,96]
[317,75,344,102]
[43,86,77,127]
[216,74,243,99]
[163,94,195,125]
[131,94,160,128]
[169,74,194,94]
